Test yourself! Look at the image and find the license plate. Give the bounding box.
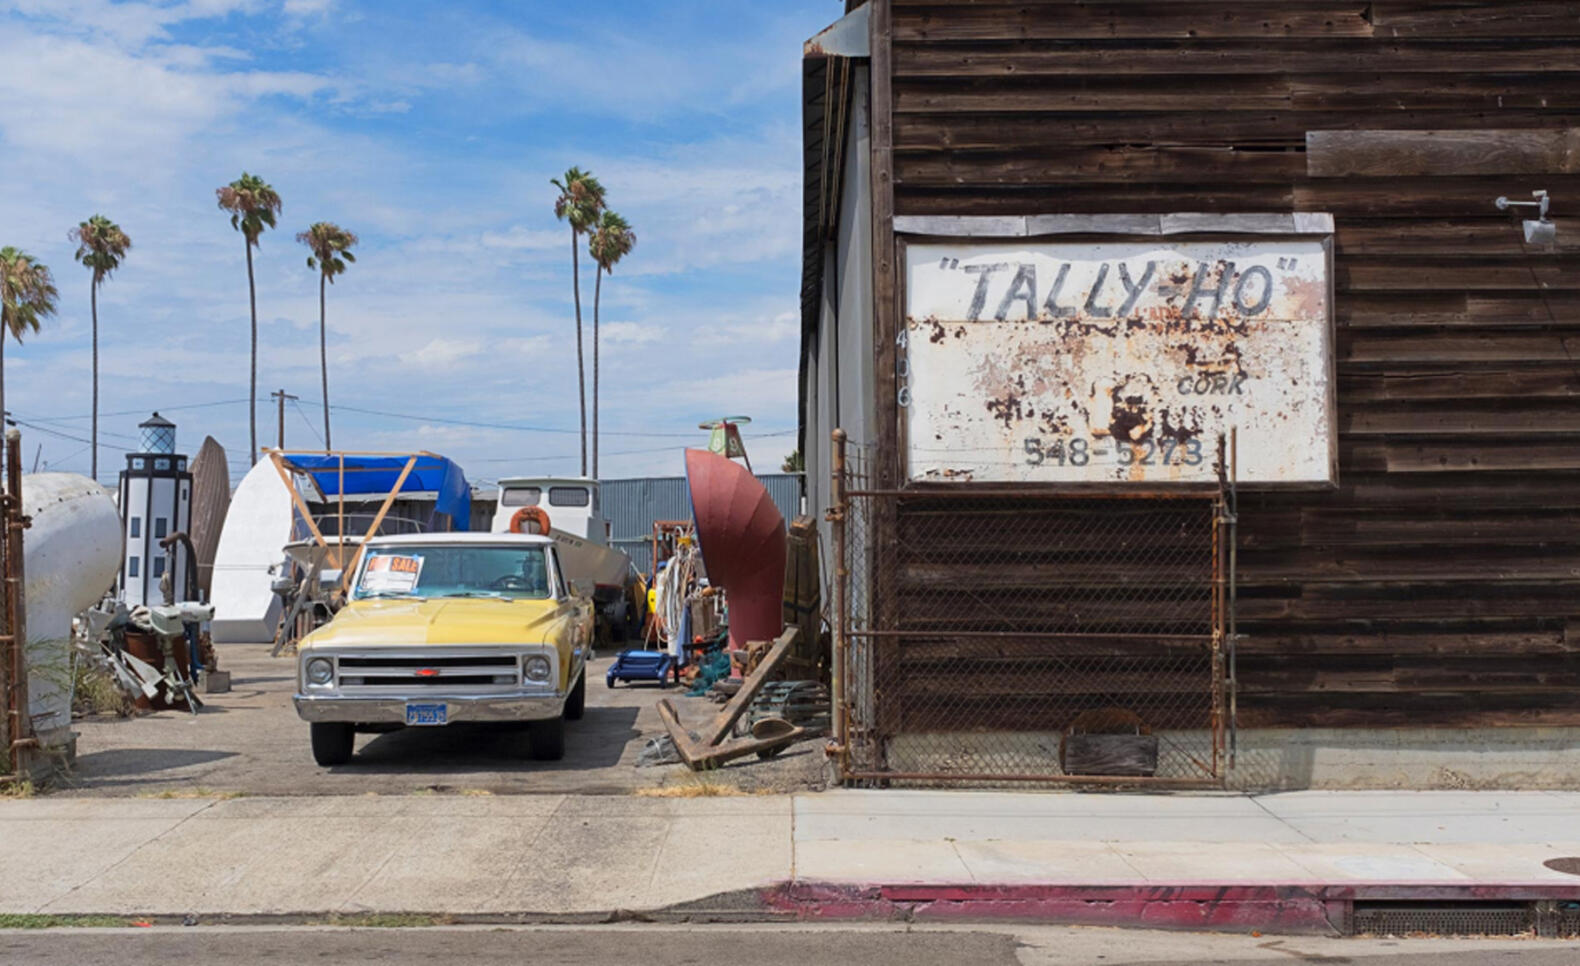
[405,703,447,726]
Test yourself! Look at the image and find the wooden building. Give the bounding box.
[798,0,1580,777]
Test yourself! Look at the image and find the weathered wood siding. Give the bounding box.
[880,0,1580,728]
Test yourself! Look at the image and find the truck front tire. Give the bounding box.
[564,670,586,721]
[528,714,566,761]
[311,722,355,766]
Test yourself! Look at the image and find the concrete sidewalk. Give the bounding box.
[3,790,1579,929]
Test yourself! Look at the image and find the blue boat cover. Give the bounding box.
[284,453,471,531]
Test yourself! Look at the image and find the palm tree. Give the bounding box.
[0,248,59,453]
[216,172,283,463]
[70,215,131,480]
[550,167,605,476]
[587,210,634,480]
[296,222,357,450]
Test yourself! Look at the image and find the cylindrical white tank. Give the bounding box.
[20,473,123,744]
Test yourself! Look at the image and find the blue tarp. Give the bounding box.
[284,453,472,531]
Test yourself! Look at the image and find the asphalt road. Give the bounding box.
[2,925,1576,966]
[62,644,827,796]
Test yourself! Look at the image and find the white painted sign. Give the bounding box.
[903,238,1334,486]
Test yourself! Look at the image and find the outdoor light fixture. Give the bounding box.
[1495,189,1556,247]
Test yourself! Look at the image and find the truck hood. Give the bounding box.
[300,597,563,649]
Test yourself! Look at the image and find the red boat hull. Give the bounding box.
[685,449,787,659]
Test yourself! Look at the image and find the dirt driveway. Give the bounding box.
[57,644,829,797]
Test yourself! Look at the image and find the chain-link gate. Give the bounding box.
[830,431,1235,786]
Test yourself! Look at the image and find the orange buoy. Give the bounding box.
[508,506,553,536]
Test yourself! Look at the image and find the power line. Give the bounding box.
[22,415,139,443]
[290,399,326,446]
[466,431,797,464]
[312,400,793,439]
[27,397,253,421]
[6,418,96,447]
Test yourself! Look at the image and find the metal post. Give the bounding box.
[3,429,31,780]
[1228,426,1239,768]
[828,429,849,782]
[1210,434,1225,779]
[271,389,298,450]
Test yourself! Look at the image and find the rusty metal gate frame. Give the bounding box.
[1,431,32,782]
[829,429,1237,787]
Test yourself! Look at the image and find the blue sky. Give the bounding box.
[0,0,833,486]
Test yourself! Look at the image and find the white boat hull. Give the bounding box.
[210,459,292,643]
[551,529,631,595]
[21,474,122,743]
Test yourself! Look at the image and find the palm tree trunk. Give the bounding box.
[319,272,331,450]
[571,229,586,476]
[592,266,601,481]
[246,237,258,463]
[90,279,99,481]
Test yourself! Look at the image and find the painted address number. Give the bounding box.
[1023,437,1204,468]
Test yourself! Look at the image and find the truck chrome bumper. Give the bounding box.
[293,691,564,724]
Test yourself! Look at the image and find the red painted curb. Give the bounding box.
[759,882,1580,935]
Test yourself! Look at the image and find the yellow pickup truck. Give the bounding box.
[293,532,594,766]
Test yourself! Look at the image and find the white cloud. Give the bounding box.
[399,337,482,370]
[710,309,798,344]
[600,322,665,346]
[478,225,564,252]
[283,0,334,16]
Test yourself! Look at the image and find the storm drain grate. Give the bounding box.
[1352,902,1535,937]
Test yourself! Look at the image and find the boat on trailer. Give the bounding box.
[265,450,472,651]
[489,476,636,639]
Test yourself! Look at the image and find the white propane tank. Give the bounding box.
[20,473,122,745]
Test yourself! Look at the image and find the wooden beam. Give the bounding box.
[338,455,419,595]
[655,699,807,770]
[1308,129,1580,177]
[653,627,806,771]
[697,627,799,747]
[268,450,329,552]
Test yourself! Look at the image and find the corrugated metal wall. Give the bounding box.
[602,474,805,575]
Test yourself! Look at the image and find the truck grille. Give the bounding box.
[335,653,522,693]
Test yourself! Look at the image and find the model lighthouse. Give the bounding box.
[117,412,195,606]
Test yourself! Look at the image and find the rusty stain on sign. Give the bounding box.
[903,239,1335,486]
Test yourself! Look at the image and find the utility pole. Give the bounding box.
[270,389,298,450]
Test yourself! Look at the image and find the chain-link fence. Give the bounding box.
[831,434,1232,786]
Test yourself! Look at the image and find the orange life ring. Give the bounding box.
[509,506,553,536]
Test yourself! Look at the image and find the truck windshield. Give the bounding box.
[352,545,551,600]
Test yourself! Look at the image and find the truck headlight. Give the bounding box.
[523,655,553,684]
[305,657,334,686]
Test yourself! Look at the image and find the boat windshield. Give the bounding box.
[352,545,551,600]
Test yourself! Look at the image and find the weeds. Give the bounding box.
[134,787,244,800]
[0,915,131,929]
[0,780,36,799]
[317,913,453,928]
[636,776,745,798]
[72,652,132,718]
